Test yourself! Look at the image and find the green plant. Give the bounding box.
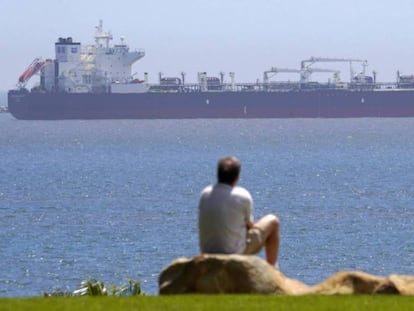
[72,279,107,296]
[43,278,144,297]
[111,279,144,296]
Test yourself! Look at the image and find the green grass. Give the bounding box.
[1,295,414,311]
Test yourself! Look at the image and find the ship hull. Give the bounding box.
[8,89,414,120]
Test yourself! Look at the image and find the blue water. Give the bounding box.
[0,113,413,297]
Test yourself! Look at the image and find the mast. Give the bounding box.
[94,20,113,48]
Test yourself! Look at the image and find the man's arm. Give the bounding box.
[244,190,254,229]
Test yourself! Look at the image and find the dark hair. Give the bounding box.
[217,156,241,185]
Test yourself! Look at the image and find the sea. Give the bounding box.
[0,113,413,297]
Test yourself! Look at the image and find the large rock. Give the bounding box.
[309,271,388,295]
[310,272,414,295]
[383,275,414,295]
[159,254,309,295]
[159,254,414,295]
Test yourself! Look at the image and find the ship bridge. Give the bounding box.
[91,20,145,83]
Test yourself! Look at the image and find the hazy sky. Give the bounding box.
[1,0,414,90]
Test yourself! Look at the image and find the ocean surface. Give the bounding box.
[0,113,413,296]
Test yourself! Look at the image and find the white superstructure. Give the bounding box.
[41,20,147,93]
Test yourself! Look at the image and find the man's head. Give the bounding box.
[217,156,241,186]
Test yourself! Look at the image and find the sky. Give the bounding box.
[1,0,414,90]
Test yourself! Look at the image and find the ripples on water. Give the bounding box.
[0,114,413,296]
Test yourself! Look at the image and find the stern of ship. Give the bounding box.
[7,89,30,120]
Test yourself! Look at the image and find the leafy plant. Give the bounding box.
[72,279,107,296]
[110,279,144,296]
[43,278,144,297]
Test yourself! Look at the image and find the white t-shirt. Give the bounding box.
[198,183,253,254]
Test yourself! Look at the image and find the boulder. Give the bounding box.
[309,271,387,295]
[158,254,309,295]
[385,275,414,295]
[159,254,414,295]
[310,272,414,295]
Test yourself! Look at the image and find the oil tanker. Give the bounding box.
[8,21,414,120]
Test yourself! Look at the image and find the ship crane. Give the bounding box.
[263,67,301,83]
[264,66,340,84]
[301,68,341,84]
[301,57,368,83]
[17,57,45,88]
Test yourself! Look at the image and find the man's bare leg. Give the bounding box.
[253,214,280,266]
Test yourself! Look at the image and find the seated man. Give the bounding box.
[198,156,280,267]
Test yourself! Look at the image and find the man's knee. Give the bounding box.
[254,214,280,233]
[263,214,280,228]
[272,214,280,227]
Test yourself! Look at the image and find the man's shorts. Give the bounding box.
[243,227,265,254]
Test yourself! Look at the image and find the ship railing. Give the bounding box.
[226,82,353,92]
[149,83,200,93]
[133,48,145,54]
[147,81,403,93]
[148,82,301,93]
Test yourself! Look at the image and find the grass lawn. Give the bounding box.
[1,295,414,311]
